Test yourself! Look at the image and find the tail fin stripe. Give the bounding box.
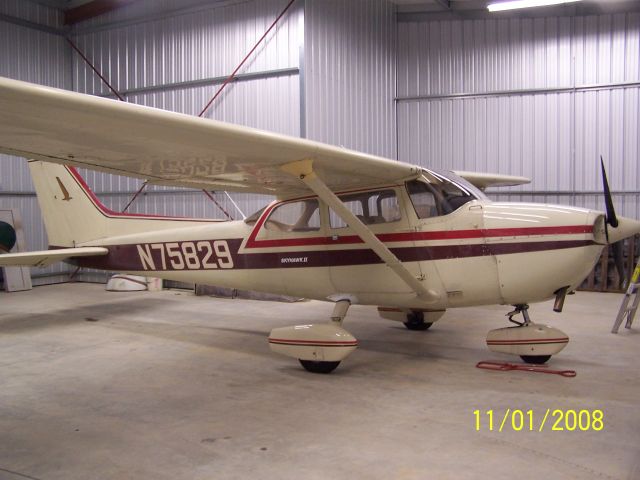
[65,166,221,223]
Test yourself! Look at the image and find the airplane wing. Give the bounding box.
[0,77,420,198]
[0,247,108,267]
[453,171,530,190]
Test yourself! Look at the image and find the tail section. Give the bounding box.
[28,161,219,248]
[29,161,109,246]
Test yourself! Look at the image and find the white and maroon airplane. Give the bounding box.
[1,76,638,373]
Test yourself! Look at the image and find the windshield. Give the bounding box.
[425,169,488,201]
[406,169,485,219]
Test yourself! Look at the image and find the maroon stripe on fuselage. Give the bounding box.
[65,238,597,272]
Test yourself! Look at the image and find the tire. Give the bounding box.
[403,311,433,331]
[299,360,341,374]
[520,355,551,365]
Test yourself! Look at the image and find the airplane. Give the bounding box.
[0,76,639,374]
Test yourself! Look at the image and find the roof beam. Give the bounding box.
[64,0,136,25]
[0,12,66,35]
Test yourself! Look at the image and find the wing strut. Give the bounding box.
[281,160,440,303]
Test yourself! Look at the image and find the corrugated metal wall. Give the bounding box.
[304,0,396,159]
[69,0,303,283]
[70,0,302,220]
[1,0,303,285]
[397,13,640,219]
[0,0,72,284]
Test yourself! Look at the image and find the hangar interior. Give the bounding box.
[1,1,640,479]
[1,0,639,286]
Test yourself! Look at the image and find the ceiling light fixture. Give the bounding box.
[488,0,583,12]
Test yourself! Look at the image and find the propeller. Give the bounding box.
[600,156,626,289]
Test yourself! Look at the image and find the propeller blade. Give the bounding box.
[600,156,619,228]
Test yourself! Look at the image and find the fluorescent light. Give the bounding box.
[488,0,583,12]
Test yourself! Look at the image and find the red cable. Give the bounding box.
[202,190,233,220]
[198,0,297,117]
[476,361,576,377]
[66,37,126,102]
[122,181,148,213]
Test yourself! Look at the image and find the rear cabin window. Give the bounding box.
[264,199,320,232]
[330,189,401,229]
[406,179,474,219]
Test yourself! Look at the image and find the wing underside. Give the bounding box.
[0,77,419,198]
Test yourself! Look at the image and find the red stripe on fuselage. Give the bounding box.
[245,197,593,248]
[246,222,593,250]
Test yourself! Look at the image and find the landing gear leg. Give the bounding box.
[506,304,532,326]
[486,304,569,365]
[506,305,551,364]
[298,299,352,374]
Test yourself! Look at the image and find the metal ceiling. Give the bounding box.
[30,0,640,19]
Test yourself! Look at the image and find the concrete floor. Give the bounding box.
[0,284,638,480]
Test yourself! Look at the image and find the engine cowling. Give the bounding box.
[0,221,17,253]
[268,324,358,362]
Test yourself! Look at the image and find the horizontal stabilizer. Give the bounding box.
[454,171,530,190]
[0,247,108,267]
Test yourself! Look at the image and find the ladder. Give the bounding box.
[611,261,640,333]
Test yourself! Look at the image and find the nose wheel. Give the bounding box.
[520,355,551,364]
[299,360,341,374]
[486,304,570,364]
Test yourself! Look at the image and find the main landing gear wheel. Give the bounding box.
[269,300,357,374]
[299,360,341,374]
[520,355,551,365]
[403,311,433,331]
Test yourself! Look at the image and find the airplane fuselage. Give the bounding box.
[72,191,606,311]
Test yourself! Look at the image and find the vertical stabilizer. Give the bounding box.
[28,161,108,247]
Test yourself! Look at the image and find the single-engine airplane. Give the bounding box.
[1,76,639,374]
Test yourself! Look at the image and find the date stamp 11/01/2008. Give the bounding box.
[473,409,604,432]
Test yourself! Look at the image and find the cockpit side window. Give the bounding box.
[329,189,401,228]
[406,181,438,219]
[406,178,475,219]
[264,199,320,232]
